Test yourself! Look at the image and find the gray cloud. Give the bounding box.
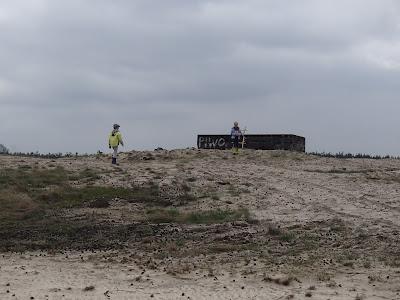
[1,0,400,155]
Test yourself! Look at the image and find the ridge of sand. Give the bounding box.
[1,149,400,299]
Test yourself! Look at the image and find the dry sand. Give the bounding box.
[1,149,400,299]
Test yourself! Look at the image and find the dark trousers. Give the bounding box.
[233,137,239,148]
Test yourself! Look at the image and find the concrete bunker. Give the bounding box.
[197,134,305,152]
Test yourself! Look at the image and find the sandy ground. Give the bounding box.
[1,149,400,299]
[2,251,398,300]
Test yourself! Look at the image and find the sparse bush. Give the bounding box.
[363,260,371,269]
[304,242,318,250]
[78,169,101,182]
[343,261,354,268]
[0,189,41,222]
[317,272,331,281]
[357,232,369,239]
[308,151,400,159]
[181,183,191,192]
[263,276,294,286]
[279,233,296,242]
[0,144,9,154]
[175,239,185,247]
[268,226,282,236]
[326,281,336,288]
[330,224,345,232]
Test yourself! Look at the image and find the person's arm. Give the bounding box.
[118,133,124,146]
[109,134,111,148]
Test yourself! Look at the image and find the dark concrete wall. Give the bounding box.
[197,134,305,152]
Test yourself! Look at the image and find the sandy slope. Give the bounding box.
[1,149,400,299]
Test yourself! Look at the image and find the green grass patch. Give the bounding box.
[195,153,208,159]
[0,167,163,251]
[154,252,168,260]
[78,168,101,181]
[175,239,186,247]
[0,165,105,194]
[200,187,220,200]
[388,176,400,183]
[303,242,319,250]
[291,156,302,161]
[330,225,345,232]
[286,247,301,255]
[270,152,288,159]
[36,185,160,208]
[0,183,162,226]
[357,232,369,239]
[0,166,69,190]
[279,233,296,242]
[0,189,42,224]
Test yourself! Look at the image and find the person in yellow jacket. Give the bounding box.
[109,124,124,164]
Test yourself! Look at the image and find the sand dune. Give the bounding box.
[1,149,400,299]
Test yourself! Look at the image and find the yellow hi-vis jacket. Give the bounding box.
[109,131,123,147]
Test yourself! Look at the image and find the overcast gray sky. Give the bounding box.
[1,0,400,155]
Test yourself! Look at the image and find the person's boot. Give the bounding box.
[112,157,117,164]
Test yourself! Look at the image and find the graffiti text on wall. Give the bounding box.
[197,137,227,149]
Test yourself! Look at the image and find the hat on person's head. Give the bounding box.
[113,124,120,129]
